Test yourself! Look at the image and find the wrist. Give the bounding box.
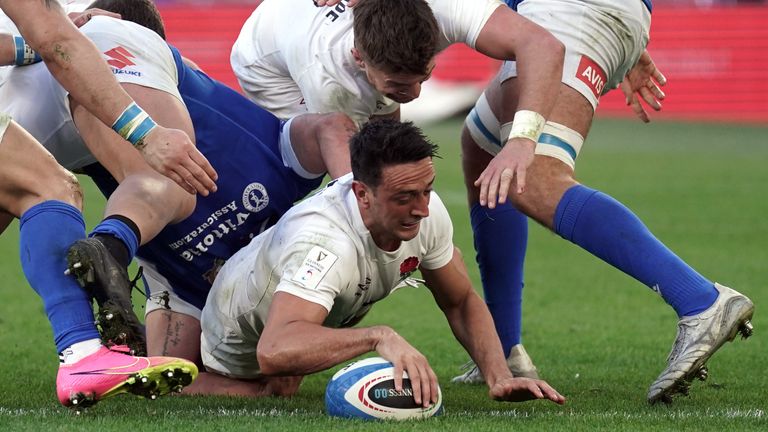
[500,110,546,144]
[13,36,42,66]
[368,325,393,352]
[111,102,158,147]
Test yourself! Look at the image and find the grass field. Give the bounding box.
[0,117,766,431]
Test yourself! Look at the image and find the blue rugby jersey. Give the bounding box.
[89,46,323,310]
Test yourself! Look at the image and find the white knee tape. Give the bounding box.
[464,93,502,156]
[534,122,584,170]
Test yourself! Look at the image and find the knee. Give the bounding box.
[45,168,84,210]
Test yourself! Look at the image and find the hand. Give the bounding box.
[137,126,218,195]
[68,9,121,27]
[474,137,535,208]
[620,49,666,123]
[374,328,439,408]
[489,376,566,405]
[314,0,360,6]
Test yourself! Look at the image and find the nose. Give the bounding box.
[407,83,422,100]
[398,83,421,101]
[411,193,430,218]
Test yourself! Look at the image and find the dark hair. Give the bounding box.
[87,0,166,40]
[353,0,439,75]
[350,119,439,188]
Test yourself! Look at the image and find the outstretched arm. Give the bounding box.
[422,247,566,404]
[0,0,217,195]
[258,291,439,407]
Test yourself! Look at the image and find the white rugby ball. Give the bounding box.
[325,357,443,420]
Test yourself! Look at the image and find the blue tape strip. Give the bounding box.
[539,133,577,160]
[112,103,142,135]
[13,36,25,66]
[126,116,156,145]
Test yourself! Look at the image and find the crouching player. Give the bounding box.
[187,120,566,408]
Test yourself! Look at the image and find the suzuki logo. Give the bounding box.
[104,46,135,69]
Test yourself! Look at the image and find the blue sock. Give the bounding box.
[19,201,100,353]
[90,216,139,261]
[471,202,527,356]
[554,185,718,317]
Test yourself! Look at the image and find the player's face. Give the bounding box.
[363,60,436,104]
[359,158,435,251]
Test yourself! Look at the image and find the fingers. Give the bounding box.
[402,360,437,408]
[177,160,211,197]
[187,149,219,193]
[68,9,121,27]
[165,168,195,195]
[537,380,566,405]
[392,362,404,393]
[475,166,518,208]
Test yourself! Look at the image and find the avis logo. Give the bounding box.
[576,55,606,99]
[104,46,135,69]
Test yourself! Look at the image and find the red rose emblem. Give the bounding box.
[399,256,420,276]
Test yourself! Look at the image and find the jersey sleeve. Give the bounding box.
[80,16,182,102]
[418,192,455,270]
[274,236,359,312]
[432,0,503,50]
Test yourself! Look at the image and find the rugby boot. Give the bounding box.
[66,238,146,355]
[57,345,198,410]
[451,344,540,384]
[647,283,754,404]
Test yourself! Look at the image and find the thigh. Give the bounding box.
[506,0,650,110]
[0,116,81,216]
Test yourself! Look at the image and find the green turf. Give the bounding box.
[0,118,766,430]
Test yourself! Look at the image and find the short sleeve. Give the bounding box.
[431,0,502,50]
[274,238,359,312]
[418,192,455,270]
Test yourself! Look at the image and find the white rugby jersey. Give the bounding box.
[231,0,501,125]
[0,16,180,170]
[204,173,454,342]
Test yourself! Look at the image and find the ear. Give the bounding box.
[351,181,370,207]
[351,47,366,69]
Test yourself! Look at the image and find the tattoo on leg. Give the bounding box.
[161,313,184,356]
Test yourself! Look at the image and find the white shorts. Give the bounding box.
[140,258,202,320]
[502,0,651,110]
[200,305,262,379]
[466,0,650,167]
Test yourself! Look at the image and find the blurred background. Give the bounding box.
[154,0,768,125]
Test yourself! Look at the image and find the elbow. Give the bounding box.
[256,341,288,376]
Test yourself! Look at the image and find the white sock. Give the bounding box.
[59,338,103,365]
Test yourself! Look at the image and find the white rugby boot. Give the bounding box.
[647,283,754,404]
[451,344,540,384]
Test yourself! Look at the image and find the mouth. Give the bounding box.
[401,220,421,229]
[387,93,414,103]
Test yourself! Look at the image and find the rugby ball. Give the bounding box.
[325,357,443,420]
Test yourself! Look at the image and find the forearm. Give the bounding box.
[503,35,563,122]
[6,1,132,126]
[257,323,389,376]
[444,293,513,386]
[0,34,15,66]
